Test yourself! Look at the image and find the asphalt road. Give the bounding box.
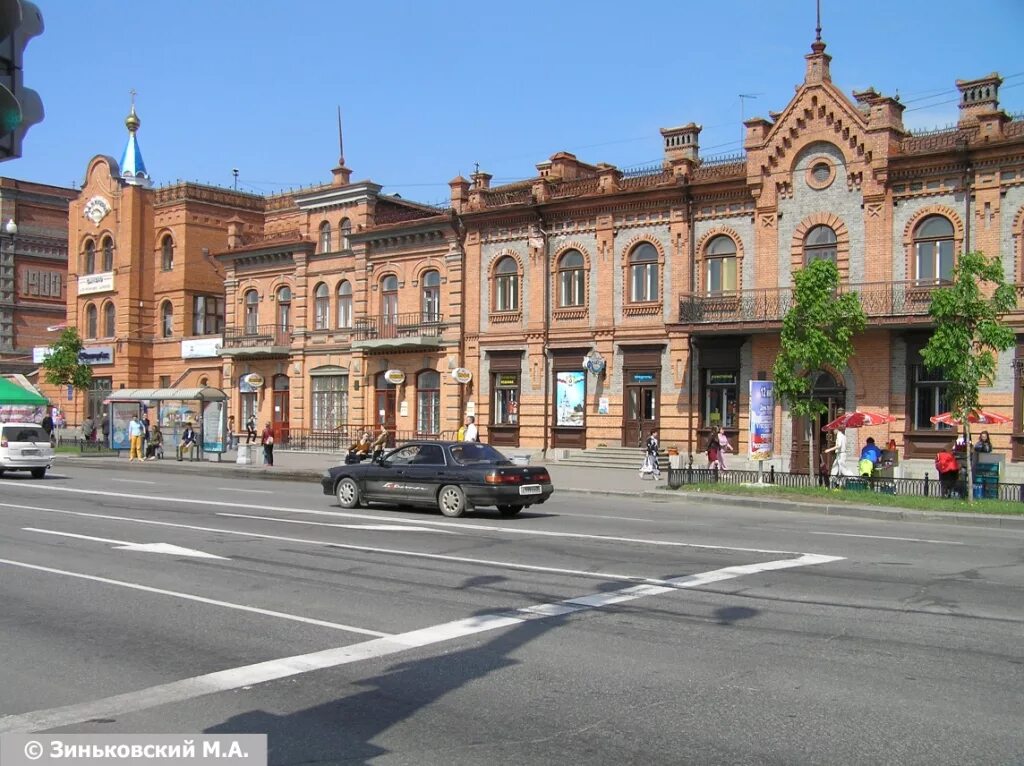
[0,464,1022,765]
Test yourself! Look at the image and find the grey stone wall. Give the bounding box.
[891,191,961,282]
[612,224,672,322]
[693,214,755,290]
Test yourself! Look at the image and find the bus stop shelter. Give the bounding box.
[103,387,229,460]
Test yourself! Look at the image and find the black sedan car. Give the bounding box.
[321,441,553,517]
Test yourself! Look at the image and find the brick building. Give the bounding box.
[53,39,1024,475]
[0,178,76,376]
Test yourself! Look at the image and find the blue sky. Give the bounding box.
[7,0,1024,203]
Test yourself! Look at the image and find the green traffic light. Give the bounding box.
[0,88,21,133]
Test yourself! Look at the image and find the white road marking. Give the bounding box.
[216,487,272,494]
[804,531,965,545]
[2,502,740,585]
[2,484,806,555]
[110,479,156,485]
[0,557,391,639]
[23,527,229,559]
[0,552,841,734]
[219,514,456,534]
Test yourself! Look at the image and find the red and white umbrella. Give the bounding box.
[822,410,897,431]
[929,409,1012,426]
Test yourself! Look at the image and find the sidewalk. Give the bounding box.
[58,448,1024,530]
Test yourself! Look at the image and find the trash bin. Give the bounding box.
[236,443,252,465]
[669,454,683,470]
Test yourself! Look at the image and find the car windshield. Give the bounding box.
[2,426,48,442]
[449,443,510,465]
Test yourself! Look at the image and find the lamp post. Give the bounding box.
[0,218,17,355]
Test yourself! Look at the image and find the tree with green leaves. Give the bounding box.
[40,327,93,393]
[773,258,866,478]
[921,250,1016,502]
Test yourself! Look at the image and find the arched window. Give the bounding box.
[705,236,737,294]
[421,270,441,322]
[416,370,441,437]
[494,257,519,312]
[102,301,115,338]
[381,275,399,334]
[244,289,259,334]
[276,286,291,329]
[314,282,330,330]
[629,243,659,302]
[85,303,97,339]
[804,225,837,265]
[101,236,114,272]
[914,215,955,284]
[160,300,173,338]
[160,235,174,271]
[557,250,585,307]
[318,221,332,253]
[339,217,352,251]
[337,280,352,328]
[84,240,95,274]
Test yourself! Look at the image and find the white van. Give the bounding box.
[0,422,55,478]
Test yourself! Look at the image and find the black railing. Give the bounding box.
[667,464,1024,502]
[353,312,445,342]
[223,324,291,348]
[277,427,468,452]
[679,280,950,325]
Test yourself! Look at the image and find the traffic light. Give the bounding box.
[0,0,42,161]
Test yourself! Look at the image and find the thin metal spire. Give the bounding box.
[815,0,822,42]
[337,106,345,166]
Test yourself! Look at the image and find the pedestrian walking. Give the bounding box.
[715,427,734,470]
[127,414,145,462]
[935,442,961,498]
[706,427,721,468]
[463,415,479,442]
[640,430,661,479]
[261,422,275,466]
[824,424,851,486]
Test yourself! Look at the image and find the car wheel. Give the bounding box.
[496,504,523,517]
[438,484,467,517]
[30,467,45,479]
[336,477,360,509]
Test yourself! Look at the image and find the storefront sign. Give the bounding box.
[709,372,737,385]
[239,373,264,393]
[631,373,655,383]
[77,271,114,295]
[79,346,114,365]
[496,374,519,388]
[384,369,406,385]
[748,380,775,461]
[451,367,472,384]
[181,337,223,359]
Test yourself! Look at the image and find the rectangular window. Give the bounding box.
[915,241,954,284]
[159,375,171,388]
[630,264,658,302]
[496,275,518,312]
[703,369,739,429]
[911,365,952,430]
[192,295,225,336]
[311,375,348,430]
[707,257,737,294]
[416,390,440,435]
[492,373,520,425]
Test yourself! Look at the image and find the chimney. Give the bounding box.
[471,170,492,190]
[957,72,1002,127]
[227,216,244,249]
[660,123,701,172]
[448,176,470,212]
[854,87,906,135]
[744,118,773,150]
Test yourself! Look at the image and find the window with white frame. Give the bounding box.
[494,256,519,312]
[337,281,352,328]
[914,215,954,284]
[311,374,348,430]
[705,235,737,294]
[314,283,330,330]
[161,301,173,338]
[629,243,659,302]
[558,249,585,307]
[244,290,259,334]
[416,370,441,436]
[160,235,174,271]
[276,286,291,329]
[318,221,332,253]
[339,218,352,251]
[421,270,440,322]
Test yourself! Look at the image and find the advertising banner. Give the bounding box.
[202,400,226,453]
[181,337,223,359]
[555,371,585,427]
[748,380,775,461]
[110,401,140,450]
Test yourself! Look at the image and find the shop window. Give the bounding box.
[914,215,954,284]
[911,364,953,431]
[703,369,739,429]
[492,373,520,425]
[628,243,659,302]
[311,375,348,430]
[555,370,586,427]
[416,370,440,436]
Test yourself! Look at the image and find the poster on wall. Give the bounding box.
[598,397,609,415]
[0,405,46,423]
[748,380,775,461]
[202,400,226,453]
[556,371,585,427]
[110,401,139,450]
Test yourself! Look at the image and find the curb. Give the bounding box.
[58,457,1024,529]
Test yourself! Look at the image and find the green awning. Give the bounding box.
[0,376,48,406]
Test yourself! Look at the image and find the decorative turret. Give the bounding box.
[331,106,352,186]
[804,4,831,84]
[957,73,1003,127]
[119,91,151,188]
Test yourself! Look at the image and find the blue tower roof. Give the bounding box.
[120,103,151,188]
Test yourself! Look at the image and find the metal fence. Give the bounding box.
[666,464,1024,502]
[278,427,461,453]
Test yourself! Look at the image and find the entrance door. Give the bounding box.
[623,375,658,447]
[375,372,398,436]
[790,371,845,475]
[272,374,290,445]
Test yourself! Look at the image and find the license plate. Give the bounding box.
[519,484,542,495]
[21,449,39,456]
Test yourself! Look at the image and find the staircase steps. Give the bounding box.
[550,445,672,471]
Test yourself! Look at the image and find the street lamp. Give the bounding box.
[0,218,15,354]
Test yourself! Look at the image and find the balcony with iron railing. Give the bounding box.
[352,312,450,350]
[220,324,292,357]
[678,280,962,332]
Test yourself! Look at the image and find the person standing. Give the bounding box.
[641,430,661,479]
[824,424,850,485]
[261,422,275,466]
[127,414,145,462]
[82,415,95,443]
[227,415,237,450]
[716,427,734,470]
[463,415,479,442]
[100,412,110,446]
[245,414,258,444]
[41,410,54,444]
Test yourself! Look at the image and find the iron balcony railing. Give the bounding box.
[353,312,446,342]
[223,324,291,349]
[277,426,462,453]
[678,280,953,326]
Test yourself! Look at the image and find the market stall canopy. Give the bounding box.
[0,376,48,405]
[104,387,228,403]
